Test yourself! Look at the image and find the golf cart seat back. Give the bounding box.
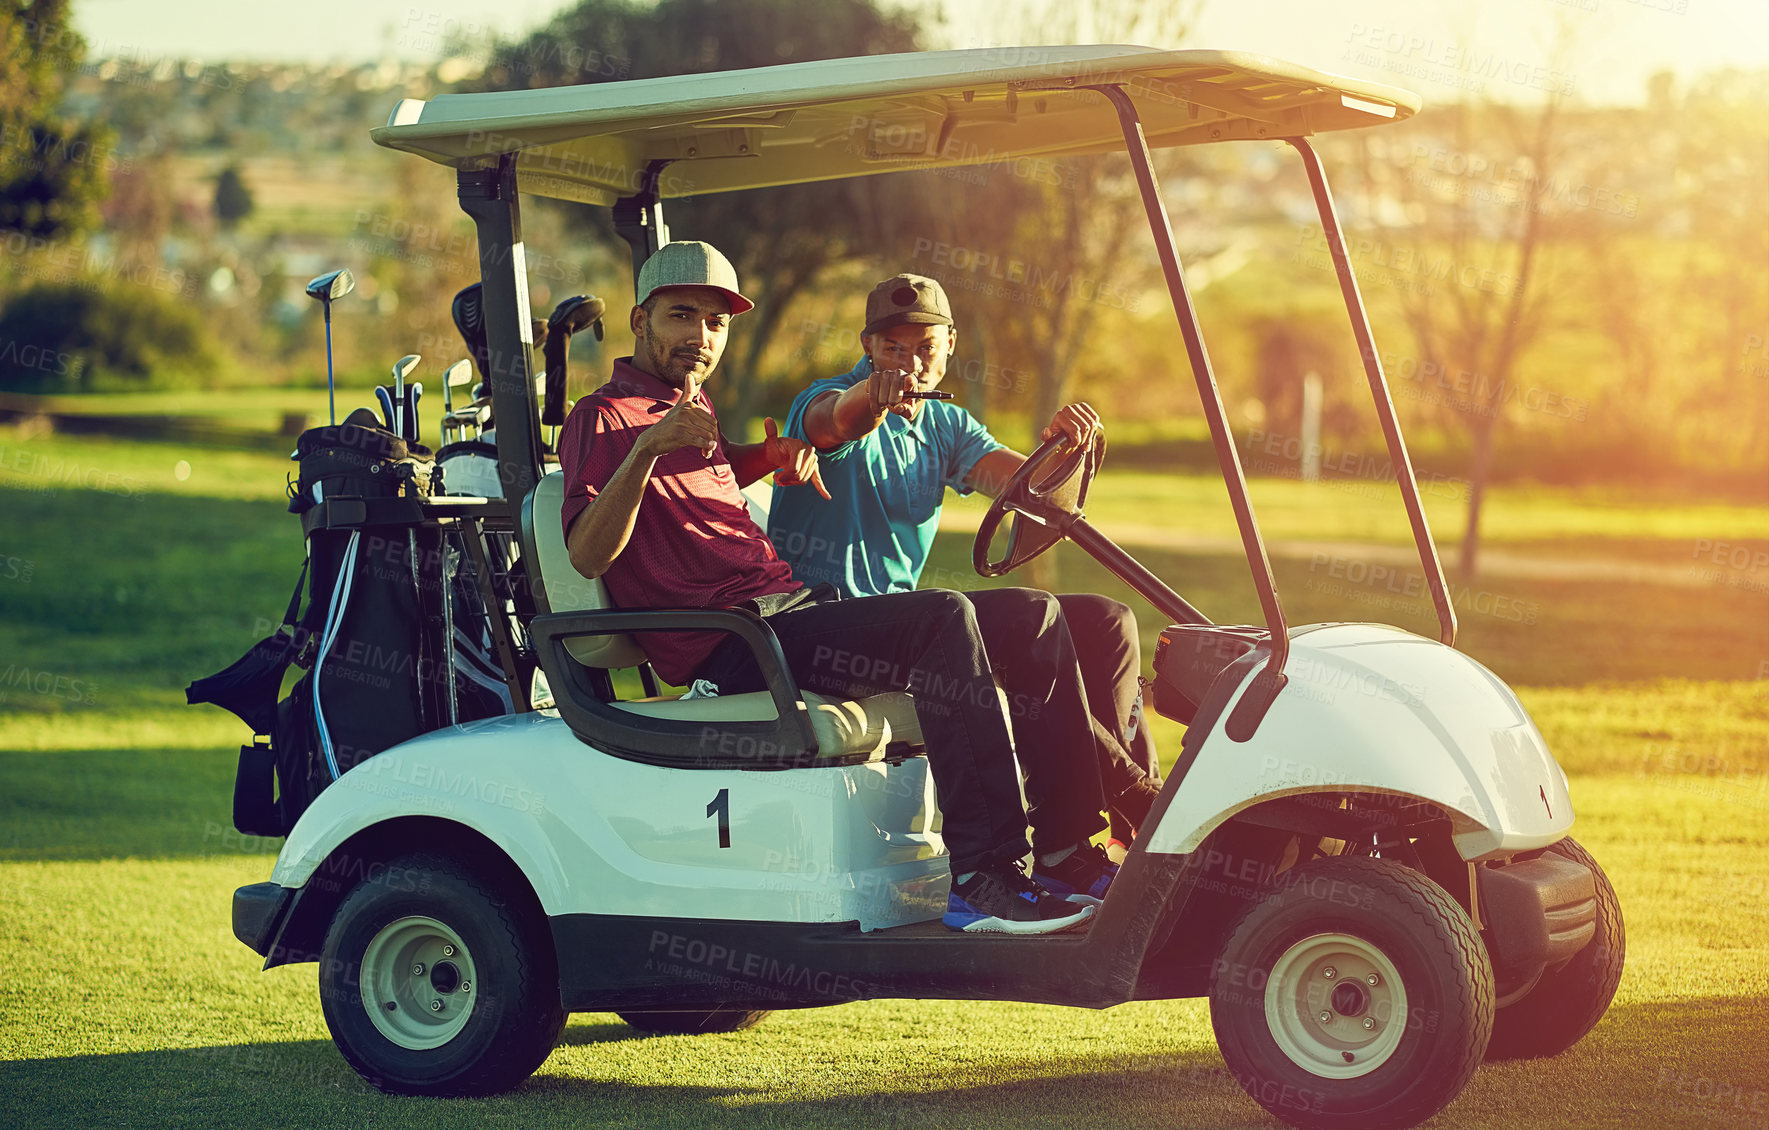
[519,472,924,765]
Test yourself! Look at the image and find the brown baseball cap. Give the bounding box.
[862,273,952,338]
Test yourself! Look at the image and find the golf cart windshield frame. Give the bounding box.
[441,55,1457,688]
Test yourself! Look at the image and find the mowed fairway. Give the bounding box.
[2,431,1767,1129]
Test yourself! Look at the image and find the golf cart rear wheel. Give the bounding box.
[1209,857,1493,1130]
[318,852,565,1095]
[1485,837,1625,1060]
[617,1008,772,1034]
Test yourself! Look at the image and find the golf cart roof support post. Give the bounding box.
[1287,137,1458,647]
[1066,517,1211,627]
[1086,83,1290,680]
[611,161,674,302]
[458,156,544,505]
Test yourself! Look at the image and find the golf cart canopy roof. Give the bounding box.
[372,46,1419,206]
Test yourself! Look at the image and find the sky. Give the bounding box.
[72,0,1769,106]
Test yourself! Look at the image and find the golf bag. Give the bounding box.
[188,421,514,837]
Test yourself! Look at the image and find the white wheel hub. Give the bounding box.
[1264,932,1408,1079]
[360,915,478,1050]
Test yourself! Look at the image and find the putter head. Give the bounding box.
[306,268,355,304]
[390,354,421,384]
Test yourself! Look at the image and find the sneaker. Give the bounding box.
[1033,843,1120,905]
[943,861,1095,935]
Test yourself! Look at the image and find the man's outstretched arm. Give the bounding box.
[801,367,917,450]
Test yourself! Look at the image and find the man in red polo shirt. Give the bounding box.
[560,241,1113,935]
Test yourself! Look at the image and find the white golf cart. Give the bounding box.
[229,46,1623,1130]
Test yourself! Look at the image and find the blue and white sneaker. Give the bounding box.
[1033,843,1120,906]
[942,861,1095,934]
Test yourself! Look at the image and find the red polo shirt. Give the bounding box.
[559,358,800,685]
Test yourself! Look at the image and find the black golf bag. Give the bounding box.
[188,421,514,837]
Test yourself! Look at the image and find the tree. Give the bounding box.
[0,0,112,239]
[1363,21,1594,579]
[213,164,253,227]
[477,0,930,435]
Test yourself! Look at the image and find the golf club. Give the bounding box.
[902,391,954,401]
[304,268,355,425]
[390,354,420,439]
[442,359,474,445]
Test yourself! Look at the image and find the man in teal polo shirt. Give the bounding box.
[769,274,1160,850]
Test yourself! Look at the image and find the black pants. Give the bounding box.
[697,588,1107,874]
[966,590,1160,829]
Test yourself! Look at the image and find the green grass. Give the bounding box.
[2,428,1767,1127]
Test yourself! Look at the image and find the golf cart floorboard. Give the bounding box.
[550,886,1161,1014]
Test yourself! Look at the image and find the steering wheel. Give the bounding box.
[972,432,1105,577]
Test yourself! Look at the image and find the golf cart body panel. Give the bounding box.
[1141,623,1573,862]
[268,711,948,930]
[372,47,1419,205]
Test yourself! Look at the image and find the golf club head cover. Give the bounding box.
[540,295,606,426]
[451,283,490,384]
[374,386,396,433]
[403,383,421,444]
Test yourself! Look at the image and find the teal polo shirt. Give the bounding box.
[769,357,1005,597]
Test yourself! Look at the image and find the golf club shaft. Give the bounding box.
[324,304,336,425]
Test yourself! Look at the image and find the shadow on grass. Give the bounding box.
[4,998,1765,1129]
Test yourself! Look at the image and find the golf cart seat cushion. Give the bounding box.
[520,473,924,758]
[524,473,772,668]
[614,690,922,760]
[524,472,652,669]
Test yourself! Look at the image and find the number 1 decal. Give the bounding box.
[706,787,731,848]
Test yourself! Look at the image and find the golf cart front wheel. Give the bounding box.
[318,853,565,1095]
[617,1008,772,1034]
[1485,837,1625,1060]
[1209,857,1493,1130]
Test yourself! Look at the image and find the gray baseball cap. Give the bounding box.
[862,273,952,337]
[635,241,754,315]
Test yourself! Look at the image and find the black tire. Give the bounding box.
[617,1008,771,1034]
[1485,837,1625,1060]
[318,852,566,1095]
[1209,857,1494,1130]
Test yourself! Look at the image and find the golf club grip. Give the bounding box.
[542,332,567,427]
[902,391,954,401]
